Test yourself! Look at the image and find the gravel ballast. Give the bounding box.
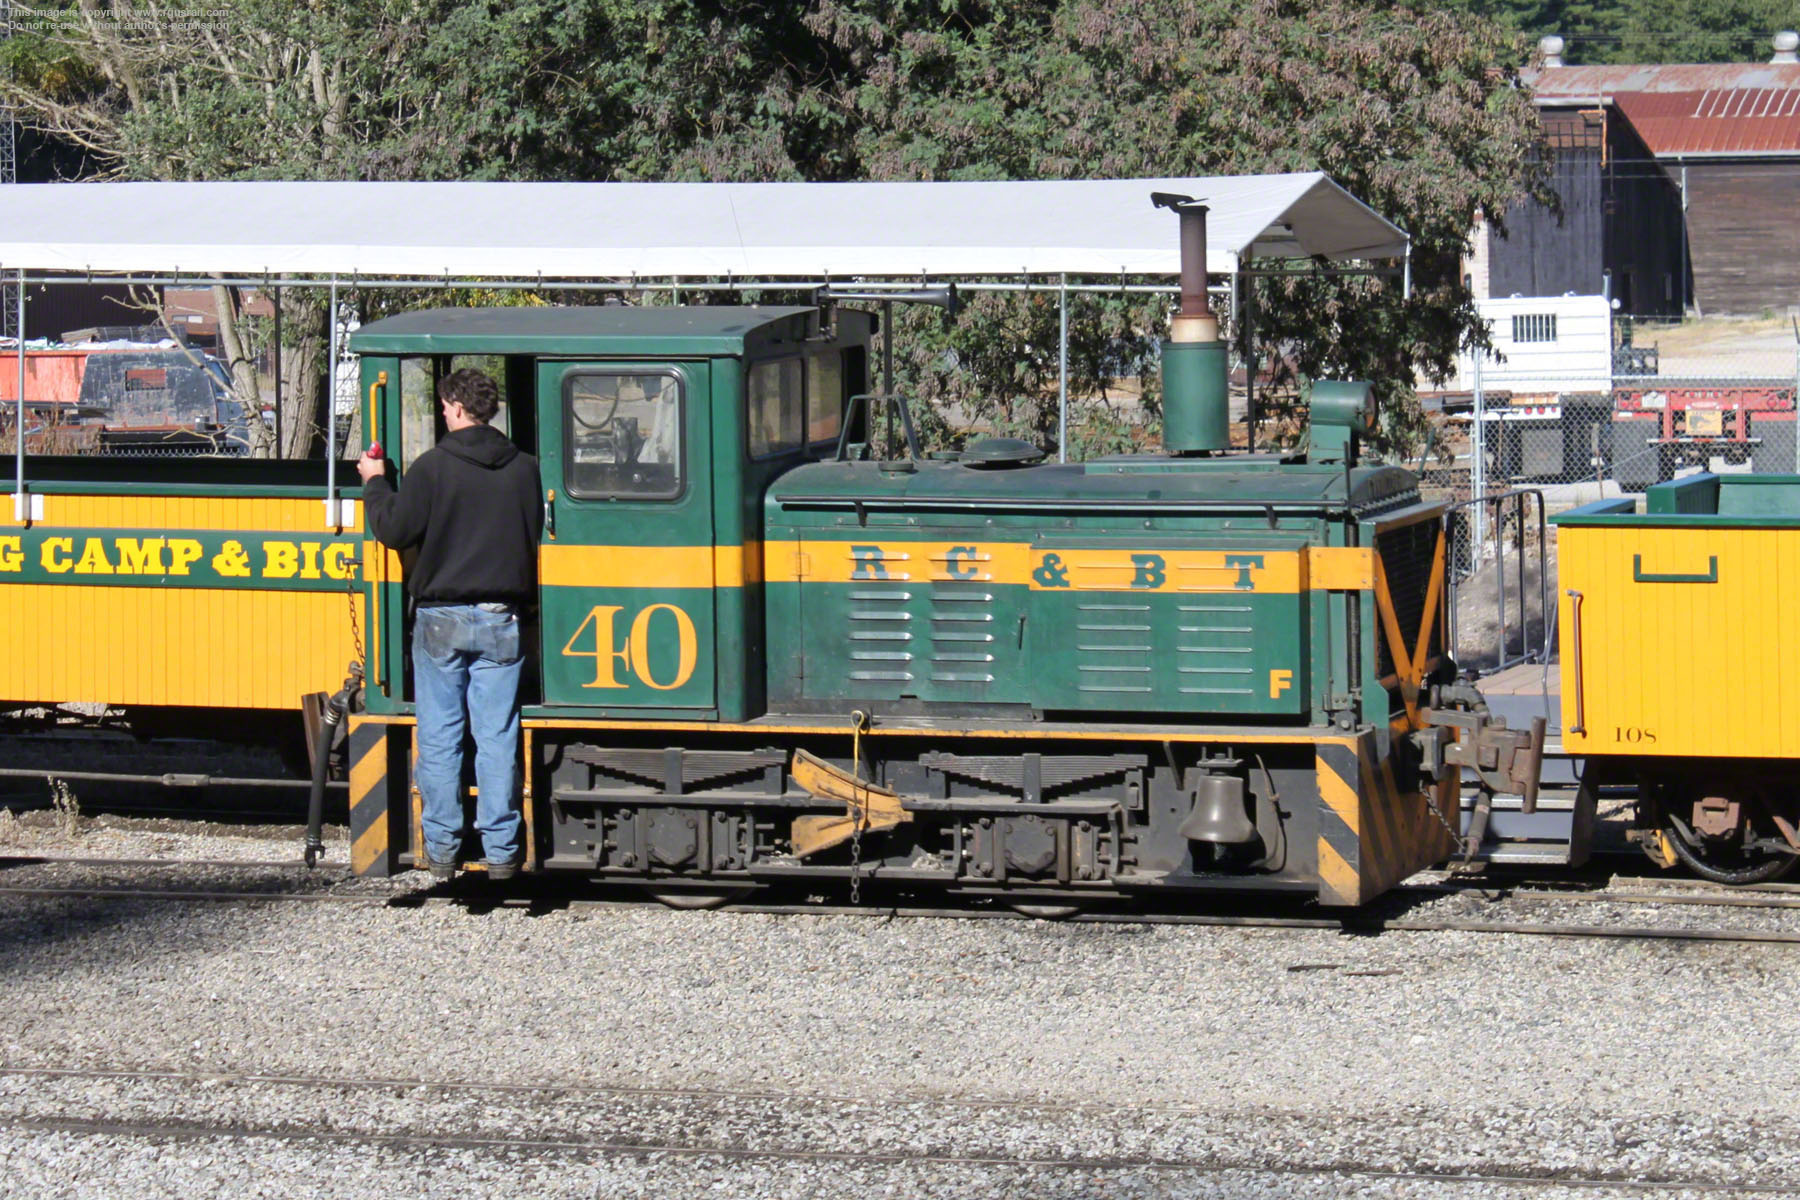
[0,820,1794,1198]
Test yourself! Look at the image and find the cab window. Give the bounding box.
[563,370,684,500]
[397,354,517,473]
[449,355,510,436]
[399,356,437,472]
[806,352,845,445]
[748,358,804,459]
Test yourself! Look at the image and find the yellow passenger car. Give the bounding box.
[1556,474,1800,881]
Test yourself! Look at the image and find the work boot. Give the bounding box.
[427,858,457,882]
[486,861,518,882]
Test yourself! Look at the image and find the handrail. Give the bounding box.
[1566,589,1586,735]
[833,392,921,462]
[323,278,343,530]
[1441,488,1551,673]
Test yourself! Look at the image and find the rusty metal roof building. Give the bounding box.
[1492,38,1800,315]
[1523,62,1800,101]
[1615,88,1800,156]
[1521,62,1800,157]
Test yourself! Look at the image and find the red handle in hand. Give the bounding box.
[367,441,384,460]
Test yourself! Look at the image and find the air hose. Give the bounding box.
[305,660,365,868]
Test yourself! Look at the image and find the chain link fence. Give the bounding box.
[1425,299,1799,677]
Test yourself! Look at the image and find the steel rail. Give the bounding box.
[0,856,343,872]
[3,875,1800,944]
[0,1111,1783,1194]
[17,856,1800,912]
[0,767,340,790]
[0,850,1793,895]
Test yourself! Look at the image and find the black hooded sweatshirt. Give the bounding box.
[362,424,543,605]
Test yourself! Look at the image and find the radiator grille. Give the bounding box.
[1374,521,1440,679]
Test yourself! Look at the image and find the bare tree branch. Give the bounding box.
[211,284,275,457]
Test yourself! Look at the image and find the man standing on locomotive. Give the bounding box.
[357,369,543,881]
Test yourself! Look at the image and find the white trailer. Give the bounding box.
[1453,295,1615,482]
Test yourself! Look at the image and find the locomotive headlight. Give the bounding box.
[1310,381,1377,433]
[1307,380,1378,465]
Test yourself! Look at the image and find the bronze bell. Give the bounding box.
[1179,775,1258,844]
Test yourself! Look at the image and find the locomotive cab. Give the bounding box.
[349,305,873,725]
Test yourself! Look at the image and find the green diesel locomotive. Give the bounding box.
[334,199,1540,908]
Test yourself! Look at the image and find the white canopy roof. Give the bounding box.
[0,175,1406,281]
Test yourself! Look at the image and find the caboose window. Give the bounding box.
[563,370,684,500]
[748,358,805,458]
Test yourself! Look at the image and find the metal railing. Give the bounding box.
[1444,489,1551,676]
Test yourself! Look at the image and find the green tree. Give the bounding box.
[2,1,856,454]
[6,1,1546,458]
[816,0,1547,453]
[1438,1,1800,64]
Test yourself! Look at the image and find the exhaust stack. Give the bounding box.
[1152,192,1229,455]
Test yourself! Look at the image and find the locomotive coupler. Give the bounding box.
[304,660,365,868]
[1415,685,1548,859]
[1417,683,1546,805]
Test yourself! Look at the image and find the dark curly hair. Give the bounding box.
[440,368,501,423]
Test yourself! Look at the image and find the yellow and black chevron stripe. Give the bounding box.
[1314,732,1459,905]
[347,715,402,877]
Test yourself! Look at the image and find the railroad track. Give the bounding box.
[0,1064,1787,1195]
[0,855,345,873]
[3,855,1800,944]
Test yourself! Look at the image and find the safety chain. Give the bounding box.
[848,710,870,905]
[1423,786,1478,867]
[848,807,864,905]
[344,569,365,666]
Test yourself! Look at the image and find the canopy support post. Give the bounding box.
[1058,273,1069,463]
[12,267,25,524]
[273,285,283,458]
[1239,268,1256,454]
[325,277,341,530]
[881,298,894,398]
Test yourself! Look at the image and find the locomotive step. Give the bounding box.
[1459,791,1594,867]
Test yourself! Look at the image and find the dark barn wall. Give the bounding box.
[14,130,132,341]
[1490,110,1608,299]
[1604,122,1686,319]
[1491,105,1696,317]
[22,283,140,343]
[1490,148,1606,298]
[1683,161,1800,316]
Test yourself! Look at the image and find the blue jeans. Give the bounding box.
[412,604,524,867]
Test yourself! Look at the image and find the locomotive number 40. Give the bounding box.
[562,603,699,690]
